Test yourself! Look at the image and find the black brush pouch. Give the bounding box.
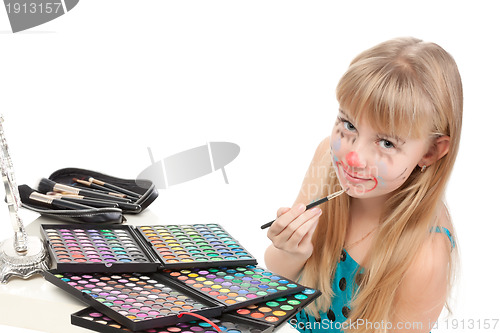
[19,167,158,224]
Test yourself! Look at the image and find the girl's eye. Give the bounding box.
[378,139,395,149]
[343,120,356,132]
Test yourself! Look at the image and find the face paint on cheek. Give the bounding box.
[375,161,388,178]
[375,177,386,189]
[394,167,408,181]
[372,161,388,188]
[330,148,340,166]
[332,137,341,152]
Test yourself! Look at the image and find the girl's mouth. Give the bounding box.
[335,161,378,192]
[342,168,371,183]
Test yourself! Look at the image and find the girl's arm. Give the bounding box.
[264,137,331,280]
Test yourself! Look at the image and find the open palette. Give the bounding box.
[72,308,274,333]
[41,223,257,272]
[163,266,305,311]
[43,270,224,331]
[70,288,321,333]
[43,265,311,331]
[227,288,321,328]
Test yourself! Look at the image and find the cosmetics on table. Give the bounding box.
[87,177,142,199]
[69,288,321,333]
[227,288,321,328]
[44,270,224,331]
[71,307,274,333]
[163,266,305,311]
[18,185,96,210]
[41,224,160,273]
[137,225,255,268]
[44,267,310,331]
[39,178,134,203]
[41,224,257,272]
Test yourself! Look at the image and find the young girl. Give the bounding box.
[264,37,462,333]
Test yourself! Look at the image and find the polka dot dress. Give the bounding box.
[292,248,359,332]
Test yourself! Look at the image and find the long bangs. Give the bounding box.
[336,58,434,140]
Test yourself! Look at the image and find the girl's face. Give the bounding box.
[330,109,430,198]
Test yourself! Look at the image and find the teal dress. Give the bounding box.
[290,227,455,332]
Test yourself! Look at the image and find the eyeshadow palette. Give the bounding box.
[41,223,257,272]
[228,288,321,328]
[137,224,255,268]
[43,270,224,331]
[41,225,160,272]
[72,307,274,333]
[163,266,305,311]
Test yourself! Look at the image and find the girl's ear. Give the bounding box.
[418,136,450,168]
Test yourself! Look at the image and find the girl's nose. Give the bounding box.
[346,151,365,168]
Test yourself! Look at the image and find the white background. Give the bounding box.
[1,1,499,332]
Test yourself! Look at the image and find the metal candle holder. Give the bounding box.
[0,115,50,284]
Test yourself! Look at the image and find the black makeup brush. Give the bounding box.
[46,191,140,211]
[88,177,142,199]
[46,192,120,208]
[19,185,94,210]
[70,183,130,200]
[74,178,139,201]
[39,178,130,203]
[260,188,348,229]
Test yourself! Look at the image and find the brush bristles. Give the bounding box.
[38,178,56,193]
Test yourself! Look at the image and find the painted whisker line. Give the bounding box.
[260,188,349,230]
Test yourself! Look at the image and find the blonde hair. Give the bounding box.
[299,37,463,332]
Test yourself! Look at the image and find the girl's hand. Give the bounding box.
[266,203,322,261]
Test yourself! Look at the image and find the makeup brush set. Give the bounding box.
[19,168,159,224]
[38,222,321,332]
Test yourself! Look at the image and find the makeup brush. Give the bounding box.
[260,188,349,230]
[46,191,141,211]
[46,192,120,208]
[70,183,130,199]
[19,185,94,210]
[38,178,131,203]
[88,177,142,199]
[73,178,139,201]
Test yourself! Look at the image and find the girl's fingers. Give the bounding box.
[276,207,291,218]
[283,206,322,239]
[267,203,306,238]
[287,210,322,248]
[271,207,322,250]
[297,219,319,249]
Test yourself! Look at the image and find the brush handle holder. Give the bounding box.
[19,167,159,224]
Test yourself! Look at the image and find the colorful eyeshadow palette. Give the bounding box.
[137,224,256,269]
[72,307,274,333]
[228,288,321,328]
[163,266,305,311]
[43,270,224,331]
[41,223,257,272]
[41,224,160,272]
